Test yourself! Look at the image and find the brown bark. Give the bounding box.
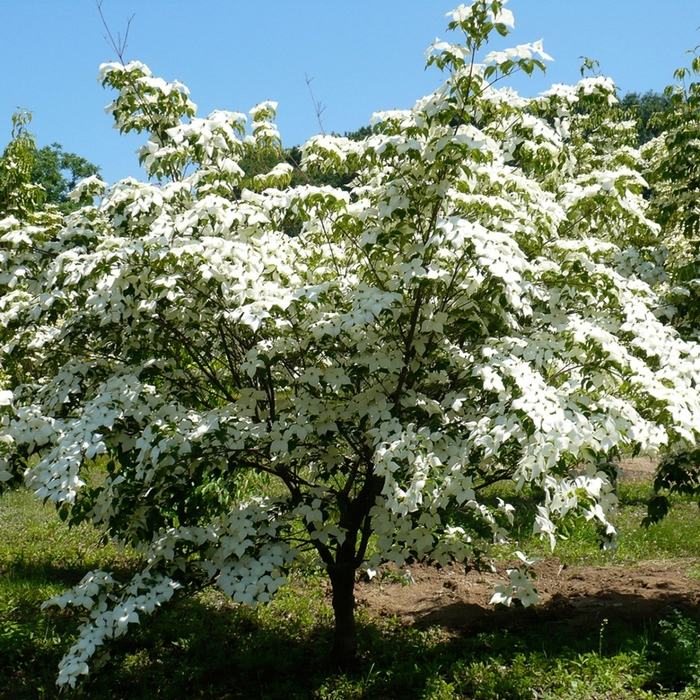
[328,560,358,669]
[324,472,384,668]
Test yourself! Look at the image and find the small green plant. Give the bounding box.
[599,617,609,657]
[648,610,700,691]
[380,568,417,586]
[0,618,31,664]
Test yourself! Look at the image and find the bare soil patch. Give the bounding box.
[357,559,700,636]
[357,461,700,637]
[619,457,657,481]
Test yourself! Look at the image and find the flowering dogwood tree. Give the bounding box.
[1,1,700,687]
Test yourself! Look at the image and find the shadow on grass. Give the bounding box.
[0,556,141,614]
[414,587,700,641]
[3,582,700,700]
[2,559,105,591]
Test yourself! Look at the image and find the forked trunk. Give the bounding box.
[328,561,358,669]
[325,473,382,668]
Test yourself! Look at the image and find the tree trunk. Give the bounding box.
[327,561,358,670]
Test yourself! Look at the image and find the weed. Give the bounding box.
[648,609,700,691]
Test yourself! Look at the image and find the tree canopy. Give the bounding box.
[0,0,699,689]
[637,51,700,523]
[620,90,672,146]
[0,110,44,220]
[0,113,100,218]
[31,143,100,213]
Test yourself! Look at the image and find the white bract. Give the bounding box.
[1,0,699,687]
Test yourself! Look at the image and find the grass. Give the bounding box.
[486,478,700,566]
[2,479,700,699]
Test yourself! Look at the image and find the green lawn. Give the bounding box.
[2,480,700,699]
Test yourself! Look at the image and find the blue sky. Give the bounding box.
[2,1,699,185]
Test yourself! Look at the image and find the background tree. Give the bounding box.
[31,143,100,213]
[0,111,67,486]
[0,110,45,219]
[620,90,672,146]
[636,52,700,523]
[1,1,699,688]
[0,114,101,218]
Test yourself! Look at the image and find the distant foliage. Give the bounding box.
[0,114,100,218]
[640,52,700,524]
[0,111,45,219]
[620,91,672,146]
[642,56,700,354]
[31,143,100,213]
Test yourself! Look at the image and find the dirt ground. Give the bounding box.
[616,456,658,482]
[356,558,700,635]
[356,458,700,635]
